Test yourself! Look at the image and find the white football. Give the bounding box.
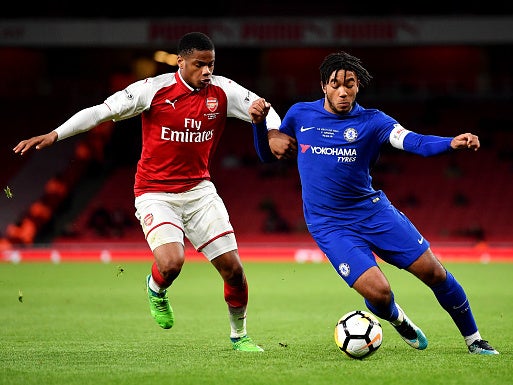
[334,310,383,359]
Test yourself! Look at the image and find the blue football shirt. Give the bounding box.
[280,100,398,227]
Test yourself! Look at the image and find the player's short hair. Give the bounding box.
[177,32,215,56]
[319,51,372,87]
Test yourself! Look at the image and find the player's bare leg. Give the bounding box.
[353,266,428,350]
[145,242,184,329]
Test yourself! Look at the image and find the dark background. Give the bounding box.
[1,5,512,245]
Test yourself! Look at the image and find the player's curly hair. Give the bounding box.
[177,32,215,56]
[319,51,372,87]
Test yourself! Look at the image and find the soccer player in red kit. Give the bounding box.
[14,32,293,352]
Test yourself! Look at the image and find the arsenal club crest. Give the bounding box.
[144,213,154,227]
[206,97,218,112]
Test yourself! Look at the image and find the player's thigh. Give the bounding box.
[183,181,235,257]
[367,205,429,269]
[406,248,446,285]
[134,193,185,251]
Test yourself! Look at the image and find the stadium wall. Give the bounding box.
[2,239,513,264]
[1,17,513,48]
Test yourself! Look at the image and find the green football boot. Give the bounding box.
[231,336,264,352]
[146,275,174,329]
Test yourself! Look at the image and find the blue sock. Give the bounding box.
[431,270,478,337]
[365,292,399,321]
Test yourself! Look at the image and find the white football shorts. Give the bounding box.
[134,180,237,261]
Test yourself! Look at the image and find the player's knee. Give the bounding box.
[353,266,391,303]
[370,286,393,305]
[418,264,446,286]
[409,249,447,286]
[222,264,245,286]
[157,259,183,281]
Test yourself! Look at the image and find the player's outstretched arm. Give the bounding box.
[451,133,480,151]
[14,104,113,156]
[13,131,58,156]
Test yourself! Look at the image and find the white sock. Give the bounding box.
[148,275,167,294]
[464,331,482,347]
[390,304,405,326]
[229,306,247,339]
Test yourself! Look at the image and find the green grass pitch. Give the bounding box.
[0,260,511,385]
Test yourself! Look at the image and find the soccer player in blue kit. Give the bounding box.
[251,51,499,355]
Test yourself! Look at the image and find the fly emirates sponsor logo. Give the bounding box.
[161,118,214,143]
[304,145,357,162]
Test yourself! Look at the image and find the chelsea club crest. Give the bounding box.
[343,127,358,142]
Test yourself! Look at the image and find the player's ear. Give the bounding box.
[321,82,326,94]
[177,56,184,70]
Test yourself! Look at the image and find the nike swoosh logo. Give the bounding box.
[452,300,468,310]
[300,126,315,132]
[418,237,424,244]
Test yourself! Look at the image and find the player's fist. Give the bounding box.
[268,129,297,160]
[451,133,480,151]
[249,98,271,124]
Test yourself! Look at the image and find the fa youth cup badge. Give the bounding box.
[123,88,134,100]
[343,128,358,142]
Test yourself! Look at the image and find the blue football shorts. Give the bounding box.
[309,204,430,287]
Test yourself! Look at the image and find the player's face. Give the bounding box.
[322,69,359,114]
[177,49,215,90]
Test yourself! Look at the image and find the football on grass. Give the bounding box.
[334,310,383,359]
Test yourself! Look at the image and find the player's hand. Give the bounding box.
[13,131,58,156]
[268,129,297,160]
[451,133,480,151]
[249,98,271,124]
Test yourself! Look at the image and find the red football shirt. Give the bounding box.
[104,71,280,196]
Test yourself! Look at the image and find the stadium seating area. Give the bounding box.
[1,46,513,249]
[5,97,512,248]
